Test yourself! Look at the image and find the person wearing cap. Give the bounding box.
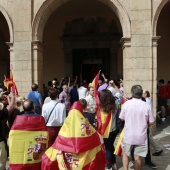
[27,84,43,115]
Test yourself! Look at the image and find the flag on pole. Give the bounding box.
[9,115,49,170]
[91,71,112,138]
[3,64,18,95]
[3,78,13,90]
[42,102,107,170]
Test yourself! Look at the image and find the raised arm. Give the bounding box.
[59,78,64,89]
[68,77,70,87]
[6,92,15,115]
[101,73,108,83]
[73,76,78,86]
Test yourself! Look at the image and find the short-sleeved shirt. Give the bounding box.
[0,108,8,140]
[27,91,42,107]
[158,85,167,99]
[119,98,154,145]
[98,83,108,94]
[85,95,96,114]
[70,88,79,104]
[107,86,116,96]
[42,100,66,126]
[77,86,87,99]
[59,91,70,111]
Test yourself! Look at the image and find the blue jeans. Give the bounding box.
[104,129,119,169]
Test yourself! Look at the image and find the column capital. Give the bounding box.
[32,40,44,51]
[120,37,131,49]
[6,42,14,52]
[152,36,161,47]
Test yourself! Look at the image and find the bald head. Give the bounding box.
[23,99,35,112]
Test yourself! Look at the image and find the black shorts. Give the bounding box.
[158,98,167,106]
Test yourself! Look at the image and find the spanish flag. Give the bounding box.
[114,129,124,156]
[9,115,49,170]
[114,98,127,156]
[4,64,18,95]
[91,71,112,138]
[42,102,107,170]
[3,78,13,89]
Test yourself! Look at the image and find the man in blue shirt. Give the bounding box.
[27,84,42,115]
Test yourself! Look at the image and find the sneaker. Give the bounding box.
[152,150,163,156]
[106,168,112,170]
[145,162,157,169]
[161,118,166,122]
[112,164,118,170]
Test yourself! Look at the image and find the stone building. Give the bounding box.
[0,0,170,114]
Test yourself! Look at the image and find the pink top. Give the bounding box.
[119,98,155,145]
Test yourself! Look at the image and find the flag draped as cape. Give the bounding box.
[9,115,48,170]
[42,102,107,170]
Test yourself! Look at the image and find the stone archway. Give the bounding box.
[32,0,131,90]
[32,0,131,41]
[152,0,170,116]
[0,6,13,80]
[0,6,13,42]
[152,0,169,37]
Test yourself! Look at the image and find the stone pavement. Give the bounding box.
[115,115,170,170]
[6,116,170,170]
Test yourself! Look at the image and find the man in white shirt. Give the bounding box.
[85,87,96,114]
[77,82,88,99]
[42,88,66,147]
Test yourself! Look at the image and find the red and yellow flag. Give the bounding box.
[9,115,49,170]
[42,102,107,170]
[114,98,127,156]
[4,64,18,95]
[3,78,13,89]
[114,129,124,156]
[91,71,112,138]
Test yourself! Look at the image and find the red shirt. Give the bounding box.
[159,85,167,99]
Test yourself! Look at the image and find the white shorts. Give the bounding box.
[121,141,148,157]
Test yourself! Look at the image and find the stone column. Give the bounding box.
[120,37,131,97]
[32,40,44,93]
[152,36,161,117]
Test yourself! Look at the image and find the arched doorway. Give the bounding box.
[43,3,123,84]
[0,11,10,80]
[32,0,131,85]
[156,2,170,82]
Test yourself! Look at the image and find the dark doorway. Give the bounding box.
[73,48,110,83]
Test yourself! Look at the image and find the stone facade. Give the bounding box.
[0,0,170,116]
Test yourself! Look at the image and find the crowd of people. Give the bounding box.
[0,75,167,170]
